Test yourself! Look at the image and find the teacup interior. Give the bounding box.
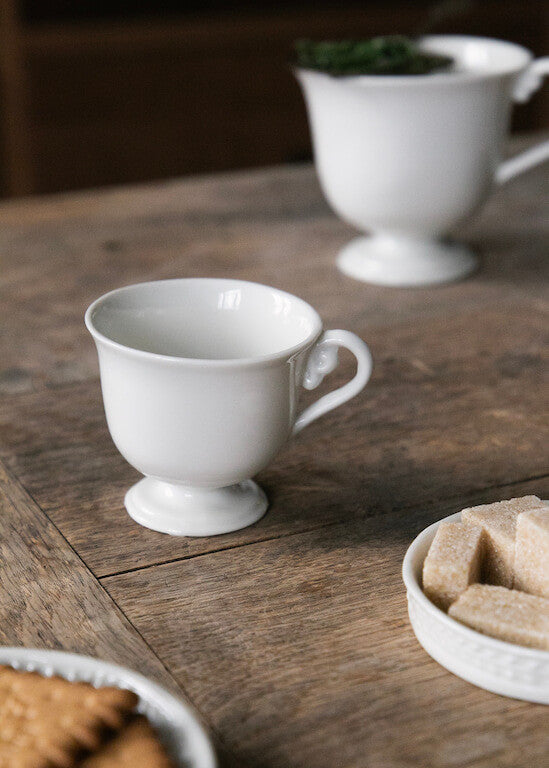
[88,279,321,360]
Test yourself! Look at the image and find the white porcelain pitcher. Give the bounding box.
[296,35,549,287]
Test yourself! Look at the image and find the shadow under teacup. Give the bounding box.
[85,278,372,536]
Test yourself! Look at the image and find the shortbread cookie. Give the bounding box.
[79,716,174,767]
[0,666,138,768]
[514,506,549,598]
[422,520,484,610]
[461,495,542,587]
[449,584,549,650]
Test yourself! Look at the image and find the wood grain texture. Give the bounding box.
[0,457,176,687]
[0,137,547,576]
[103,479,549,768]
[0,453,236,765]
[0,138,547,767]
[0,300,547,576]
[0,139,546,393]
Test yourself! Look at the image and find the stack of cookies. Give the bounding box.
[0,666,175,767]
[422,495,549,650]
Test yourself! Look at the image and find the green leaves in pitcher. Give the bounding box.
[294,36,454,76]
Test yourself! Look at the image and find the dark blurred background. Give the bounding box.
[1,0,548,197]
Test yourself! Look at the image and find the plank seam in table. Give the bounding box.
[94,470,549,580]
[0,456,241,761]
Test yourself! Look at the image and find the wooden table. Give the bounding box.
[0,135,547,768]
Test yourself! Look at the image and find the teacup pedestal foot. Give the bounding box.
[336,234,477,287]
[125,478,268,536]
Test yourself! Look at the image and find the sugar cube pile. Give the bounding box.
[422,495,549,650]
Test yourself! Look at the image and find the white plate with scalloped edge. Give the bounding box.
[0,647,217,767]
[402,506,549,704]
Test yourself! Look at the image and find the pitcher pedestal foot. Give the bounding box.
[337,235,477,287]
[125,478,268,536]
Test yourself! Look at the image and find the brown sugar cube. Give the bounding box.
[79,716,175,768]
[422,520,484,611]
[449,583,549,650]
[0,667,138,768]
[514,506,549,598]
[461,495,543,587]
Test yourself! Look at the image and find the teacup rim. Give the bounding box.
[85,277,324,367]
[294,34,533,86]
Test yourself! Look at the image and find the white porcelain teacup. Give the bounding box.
[296,35,549,287]
[85,278,372,536]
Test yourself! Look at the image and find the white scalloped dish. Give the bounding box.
[402,510,549,704]
[0,647,217,767]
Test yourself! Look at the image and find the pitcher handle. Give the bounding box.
[497,57,549,184]
[293,330,372,434]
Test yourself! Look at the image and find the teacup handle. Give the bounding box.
[293,330,373,434]
[497,57,549,184]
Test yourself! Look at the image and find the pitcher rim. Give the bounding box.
[294,34,532,87]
